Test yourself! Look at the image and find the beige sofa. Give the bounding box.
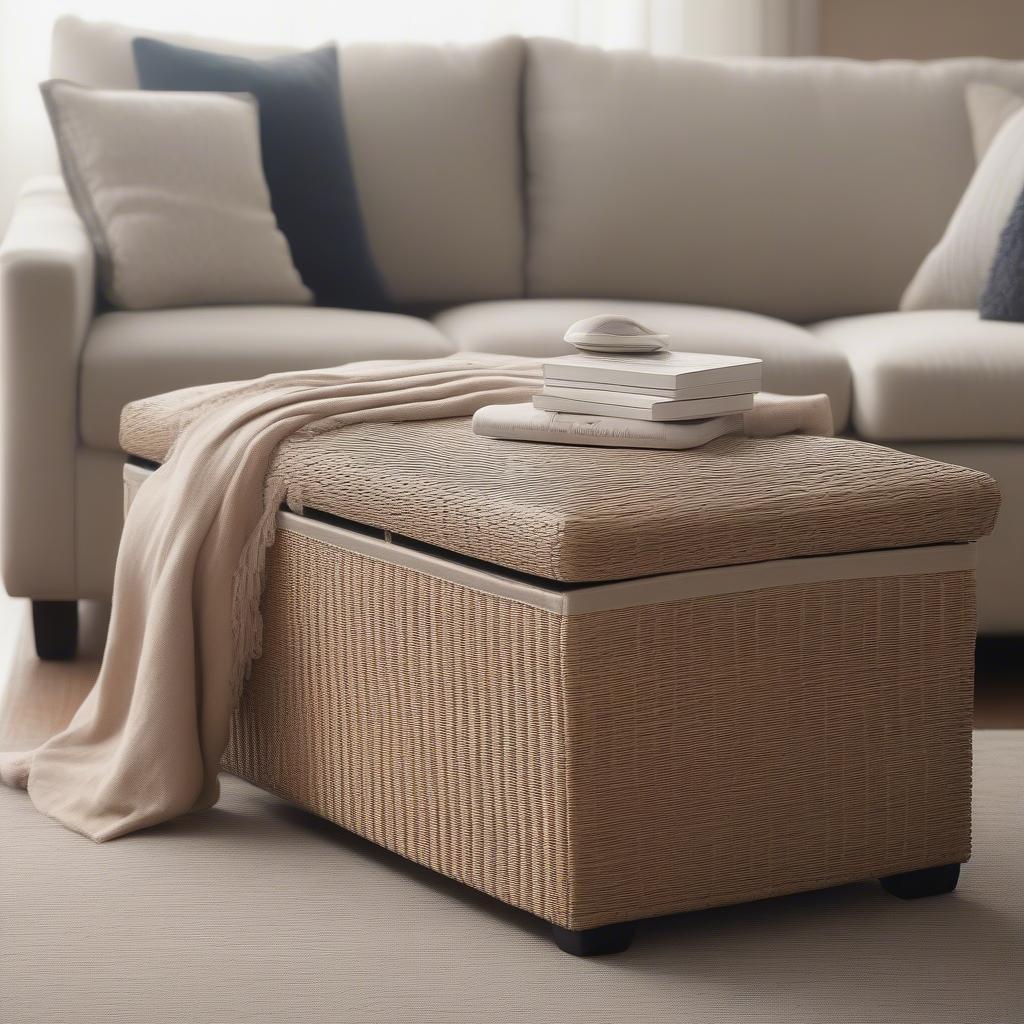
[2,17,1022,658]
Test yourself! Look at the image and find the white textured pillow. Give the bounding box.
[966,81,1024,161]
[41,79,311,310]
[900,103,1024,311]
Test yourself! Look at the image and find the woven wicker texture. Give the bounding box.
[122,408,1000,582]
[224,528,975,930]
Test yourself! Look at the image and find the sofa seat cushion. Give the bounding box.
[811,310,1024,441]
[434,299,852,430]
[80,306,453,451]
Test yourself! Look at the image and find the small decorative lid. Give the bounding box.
[564,314,669,354]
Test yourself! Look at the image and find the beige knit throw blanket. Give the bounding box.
[0,354,831,842]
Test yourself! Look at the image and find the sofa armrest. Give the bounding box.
[0,176,95,598]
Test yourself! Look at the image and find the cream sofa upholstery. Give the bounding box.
[811,311,1024,440]
[1,18,1022,648]
[49,17,527,306]
[80,307,453,450]
[0,179,94,601]
[524,38,1024,322]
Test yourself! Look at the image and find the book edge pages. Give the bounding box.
[542,376,760,398]
[542,363,763,388]
[533,394,754,421]
[542,352,763,383]
[542,384,757,406]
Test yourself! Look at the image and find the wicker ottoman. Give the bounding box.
[122,419,1000,956]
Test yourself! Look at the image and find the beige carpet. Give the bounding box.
[1,732,1020,1024]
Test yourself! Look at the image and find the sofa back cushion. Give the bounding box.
[50,17,525,305]
[525,39,1024,322]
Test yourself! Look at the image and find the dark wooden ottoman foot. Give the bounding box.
[551,922,635,957]
[880,863,960,900]
[32,600,78,661]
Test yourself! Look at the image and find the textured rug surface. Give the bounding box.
[1,732,1021,1024]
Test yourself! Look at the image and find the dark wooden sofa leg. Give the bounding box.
[880,863,960,900]
[551,921,635,957]
[32,600,78,661]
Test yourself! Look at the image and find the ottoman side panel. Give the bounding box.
[225,530,574,926]
[560,571,975,930]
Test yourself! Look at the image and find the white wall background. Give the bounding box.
[0,0,818,227]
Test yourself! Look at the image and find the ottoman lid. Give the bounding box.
[121,398,1000,583]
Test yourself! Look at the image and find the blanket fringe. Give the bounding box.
[229,474,293,706]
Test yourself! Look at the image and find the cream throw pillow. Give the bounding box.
[41,79,311,310]
[900,102,1024,311]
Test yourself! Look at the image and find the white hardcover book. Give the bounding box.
[472,403,743,450]
[533,391,755,422]
[542,351,762,390]
[542,376,758,400]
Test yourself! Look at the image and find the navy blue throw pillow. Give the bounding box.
[133,38,391,311]
[980,184,1024,321]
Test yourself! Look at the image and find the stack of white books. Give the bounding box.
[534,351,763,422]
